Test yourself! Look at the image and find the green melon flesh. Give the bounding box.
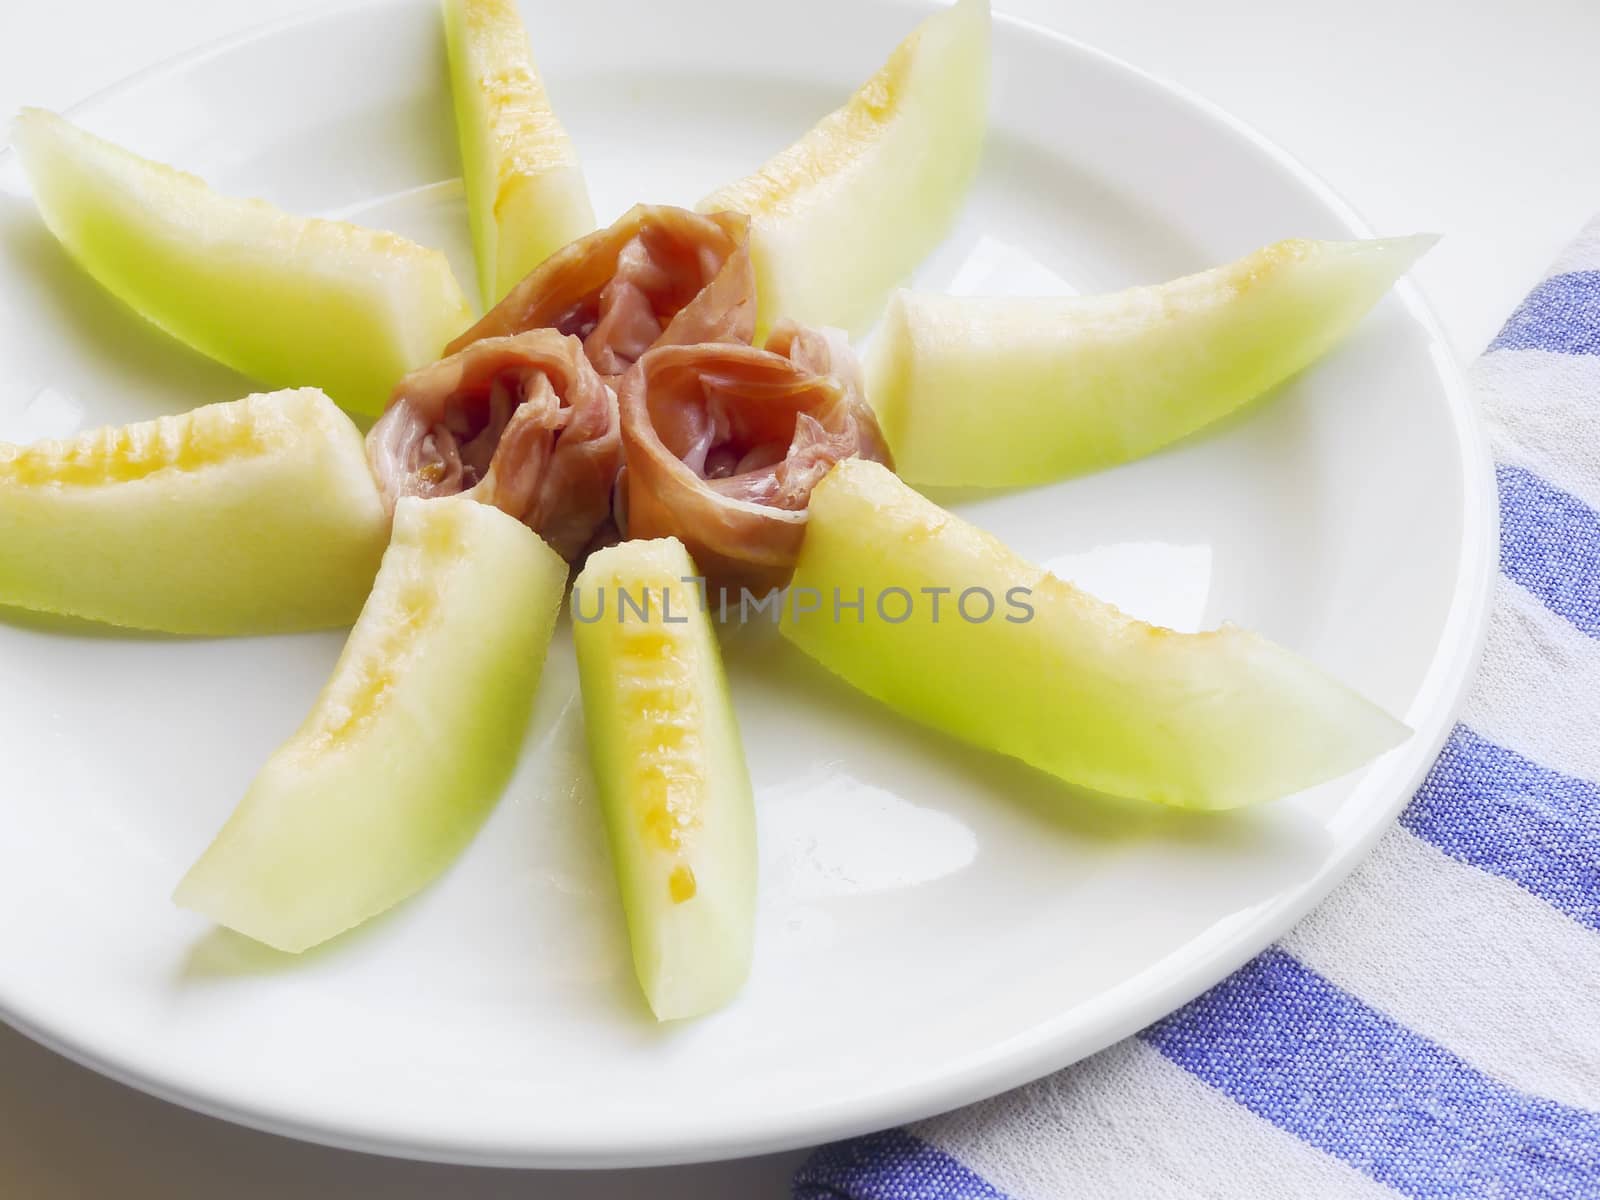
[868,235,1435,486]
[12,108,475,416]
[444,0,596,306]
[0,388,387,634]
[572,538,756,1020]
[174,496,567,952]
[698,0,988,335]
[780,460,1409,810]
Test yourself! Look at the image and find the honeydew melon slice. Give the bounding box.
[11,108,475,416]
[174,495,567,952]
[698,0,989,335]
[572,537,756,1020]
[868,235,1435,487]
[0,388,387,634]
[444,0,596,306]
[780,460,1409,810]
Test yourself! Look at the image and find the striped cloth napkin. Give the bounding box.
[793,219,1600,1199]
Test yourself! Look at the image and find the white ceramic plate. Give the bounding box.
[0,0,1493,1168]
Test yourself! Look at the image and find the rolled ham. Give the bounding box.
[367,330,620,561]
[618,321,891,595]
[446,205,755,377]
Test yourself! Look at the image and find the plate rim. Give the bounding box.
[0,0,1499,1168]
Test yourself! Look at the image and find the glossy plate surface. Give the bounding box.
[0,0,1493,1167]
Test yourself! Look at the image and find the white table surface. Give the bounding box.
[2,1,1596,1195]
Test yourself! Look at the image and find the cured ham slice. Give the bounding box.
[367,330,620,561]
[618,322,891,595]
[445,205,755,376]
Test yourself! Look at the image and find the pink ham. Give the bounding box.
[367,330,620,561]
[445,205,755,377]
[618,321,891,595]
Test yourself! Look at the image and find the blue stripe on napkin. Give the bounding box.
[1498,464,1600,638]
[793,1129,1012,1200]
[1141,948,1600,1198]
[1401,725,1600,931]
[1488,271,1600,355]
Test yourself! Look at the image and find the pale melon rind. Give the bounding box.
[572,537,756,1020]
[698,0,989,335]
[175,496,568,953]
[444,0,596,306]
[869,235,1435,486]
[0,388,388,634]
[11,109,476,416]
[780,460,1410,810]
